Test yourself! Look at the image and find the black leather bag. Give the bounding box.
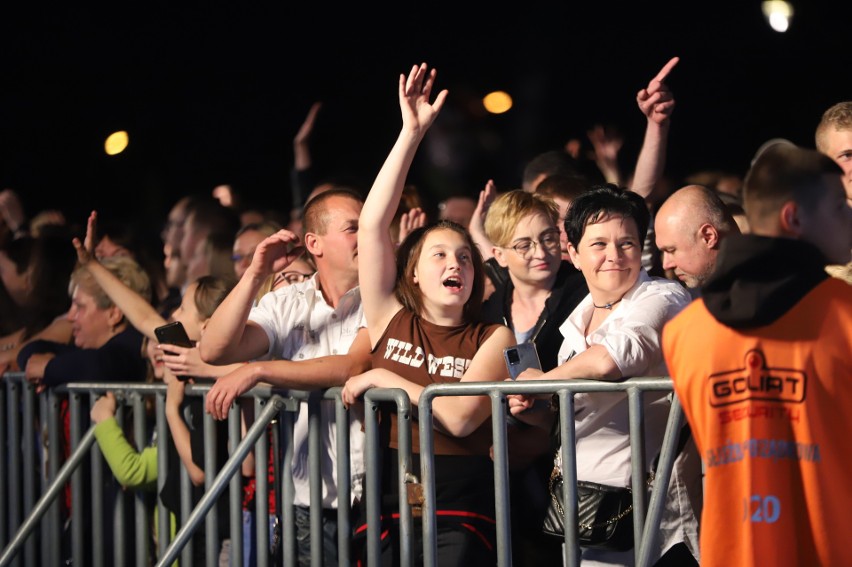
[542,467,634,551]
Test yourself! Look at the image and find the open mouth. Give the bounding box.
[443,276,463,290]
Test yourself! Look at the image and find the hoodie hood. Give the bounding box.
[701,234,828,329]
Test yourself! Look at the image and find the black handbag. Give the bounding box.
[542,466,635,551]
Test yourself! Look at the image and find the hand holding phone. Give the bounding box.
[503,343,542,380]
[154,321,195,381]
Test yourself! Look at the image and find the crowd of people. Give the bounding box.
[1,59,850,567]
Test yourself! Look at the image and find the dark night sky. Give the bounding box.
[1,3,849,229]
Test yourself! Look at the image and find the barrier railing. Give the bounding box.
[417,377,683,567]
[1,371,686,567]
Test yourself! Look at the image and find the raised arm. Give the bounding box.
[359,63,448,343]
[91,392,159,489]
[73,211,166,340]
[632,56,678,202]
[164,376,205,486]
[467,179,498,261]
[199,229,303,364]
[291,101,322,209]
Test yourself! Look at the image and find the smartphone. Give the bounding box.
[154,321,194,348]
[154,321,194,381]
[503,343,542,380]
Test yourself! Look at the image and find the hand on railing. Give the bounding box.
[507,391,554,431]
[24,352,54,394]
[90,391,118,423]
[205,363,258,420]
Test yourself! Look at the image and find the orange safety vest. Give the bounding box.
[663,278,852,567]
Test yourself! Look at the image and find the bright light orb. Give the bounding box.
[762,0,793,33]
[104,131,129,155]
[482,91,513,115]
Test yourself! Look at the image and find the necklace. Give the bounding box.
[593,298,623,310]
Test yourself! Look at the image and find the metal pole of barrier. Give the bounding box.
[227,400,243,567]
[307,394,323,567]
[268,406,284,567]
[280,401,296,567]
[329,388,351,567]
[557,390,581,567]
[154,395,286,567]
[363,388,413,567]
[489,392,512,567]
[0,426,97,567]
[46,389,61,567]
[69,392,87,567]
[155,391,170,560]
[637,396,685,567]
[203,395,220,567]
[179,431,193,567]
[0,378,6,552]
[21,381,36,567]
[627,387,648,565]
[3,378,21,566]
[96,394,110,567]
[363,395,382,567]
[132,391,150,567]
[254,399,270,567]
[417,387,439,567]
[253,397,270,567]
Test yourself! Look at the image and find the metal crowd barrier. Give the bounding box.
[1,371,687,567]
[416,377,685,567]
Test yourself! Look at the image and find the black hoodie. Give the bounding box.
[701,234,829,329]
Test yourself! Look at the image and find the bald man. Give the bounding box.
[654,185,739,290]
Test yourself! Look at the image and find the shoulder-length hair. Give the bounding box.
[394,220,485,322]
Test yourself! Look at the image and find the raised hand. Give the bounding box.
[0,189,26,233]
[398,63,448,137]
[246,229,305,279]
[71,210,98,265]
[468,179,498,260]
[637,56,679,125]
[587,125,625,185]
[472,179,497,229]
[397,207,427,244]
[294,102,322,148]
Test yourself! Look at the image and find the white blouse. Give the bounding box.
[555,270,700,564]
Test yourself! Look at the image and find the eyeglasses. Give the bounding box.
[273,271,314,286]
[232,252,253,263]
[507,230,562,259]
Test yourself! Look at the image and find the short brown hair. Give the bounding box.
[743,143,842,226]
[302,188,363,236]
[534,174,589,205]
[394,221,485,322]
[815,101,852,153]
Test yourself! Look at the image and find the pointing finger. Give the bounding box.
[653,56,680,83]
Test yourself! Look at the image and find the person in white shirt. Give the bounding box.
[201,187,372,566]
[509,184,701,566]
